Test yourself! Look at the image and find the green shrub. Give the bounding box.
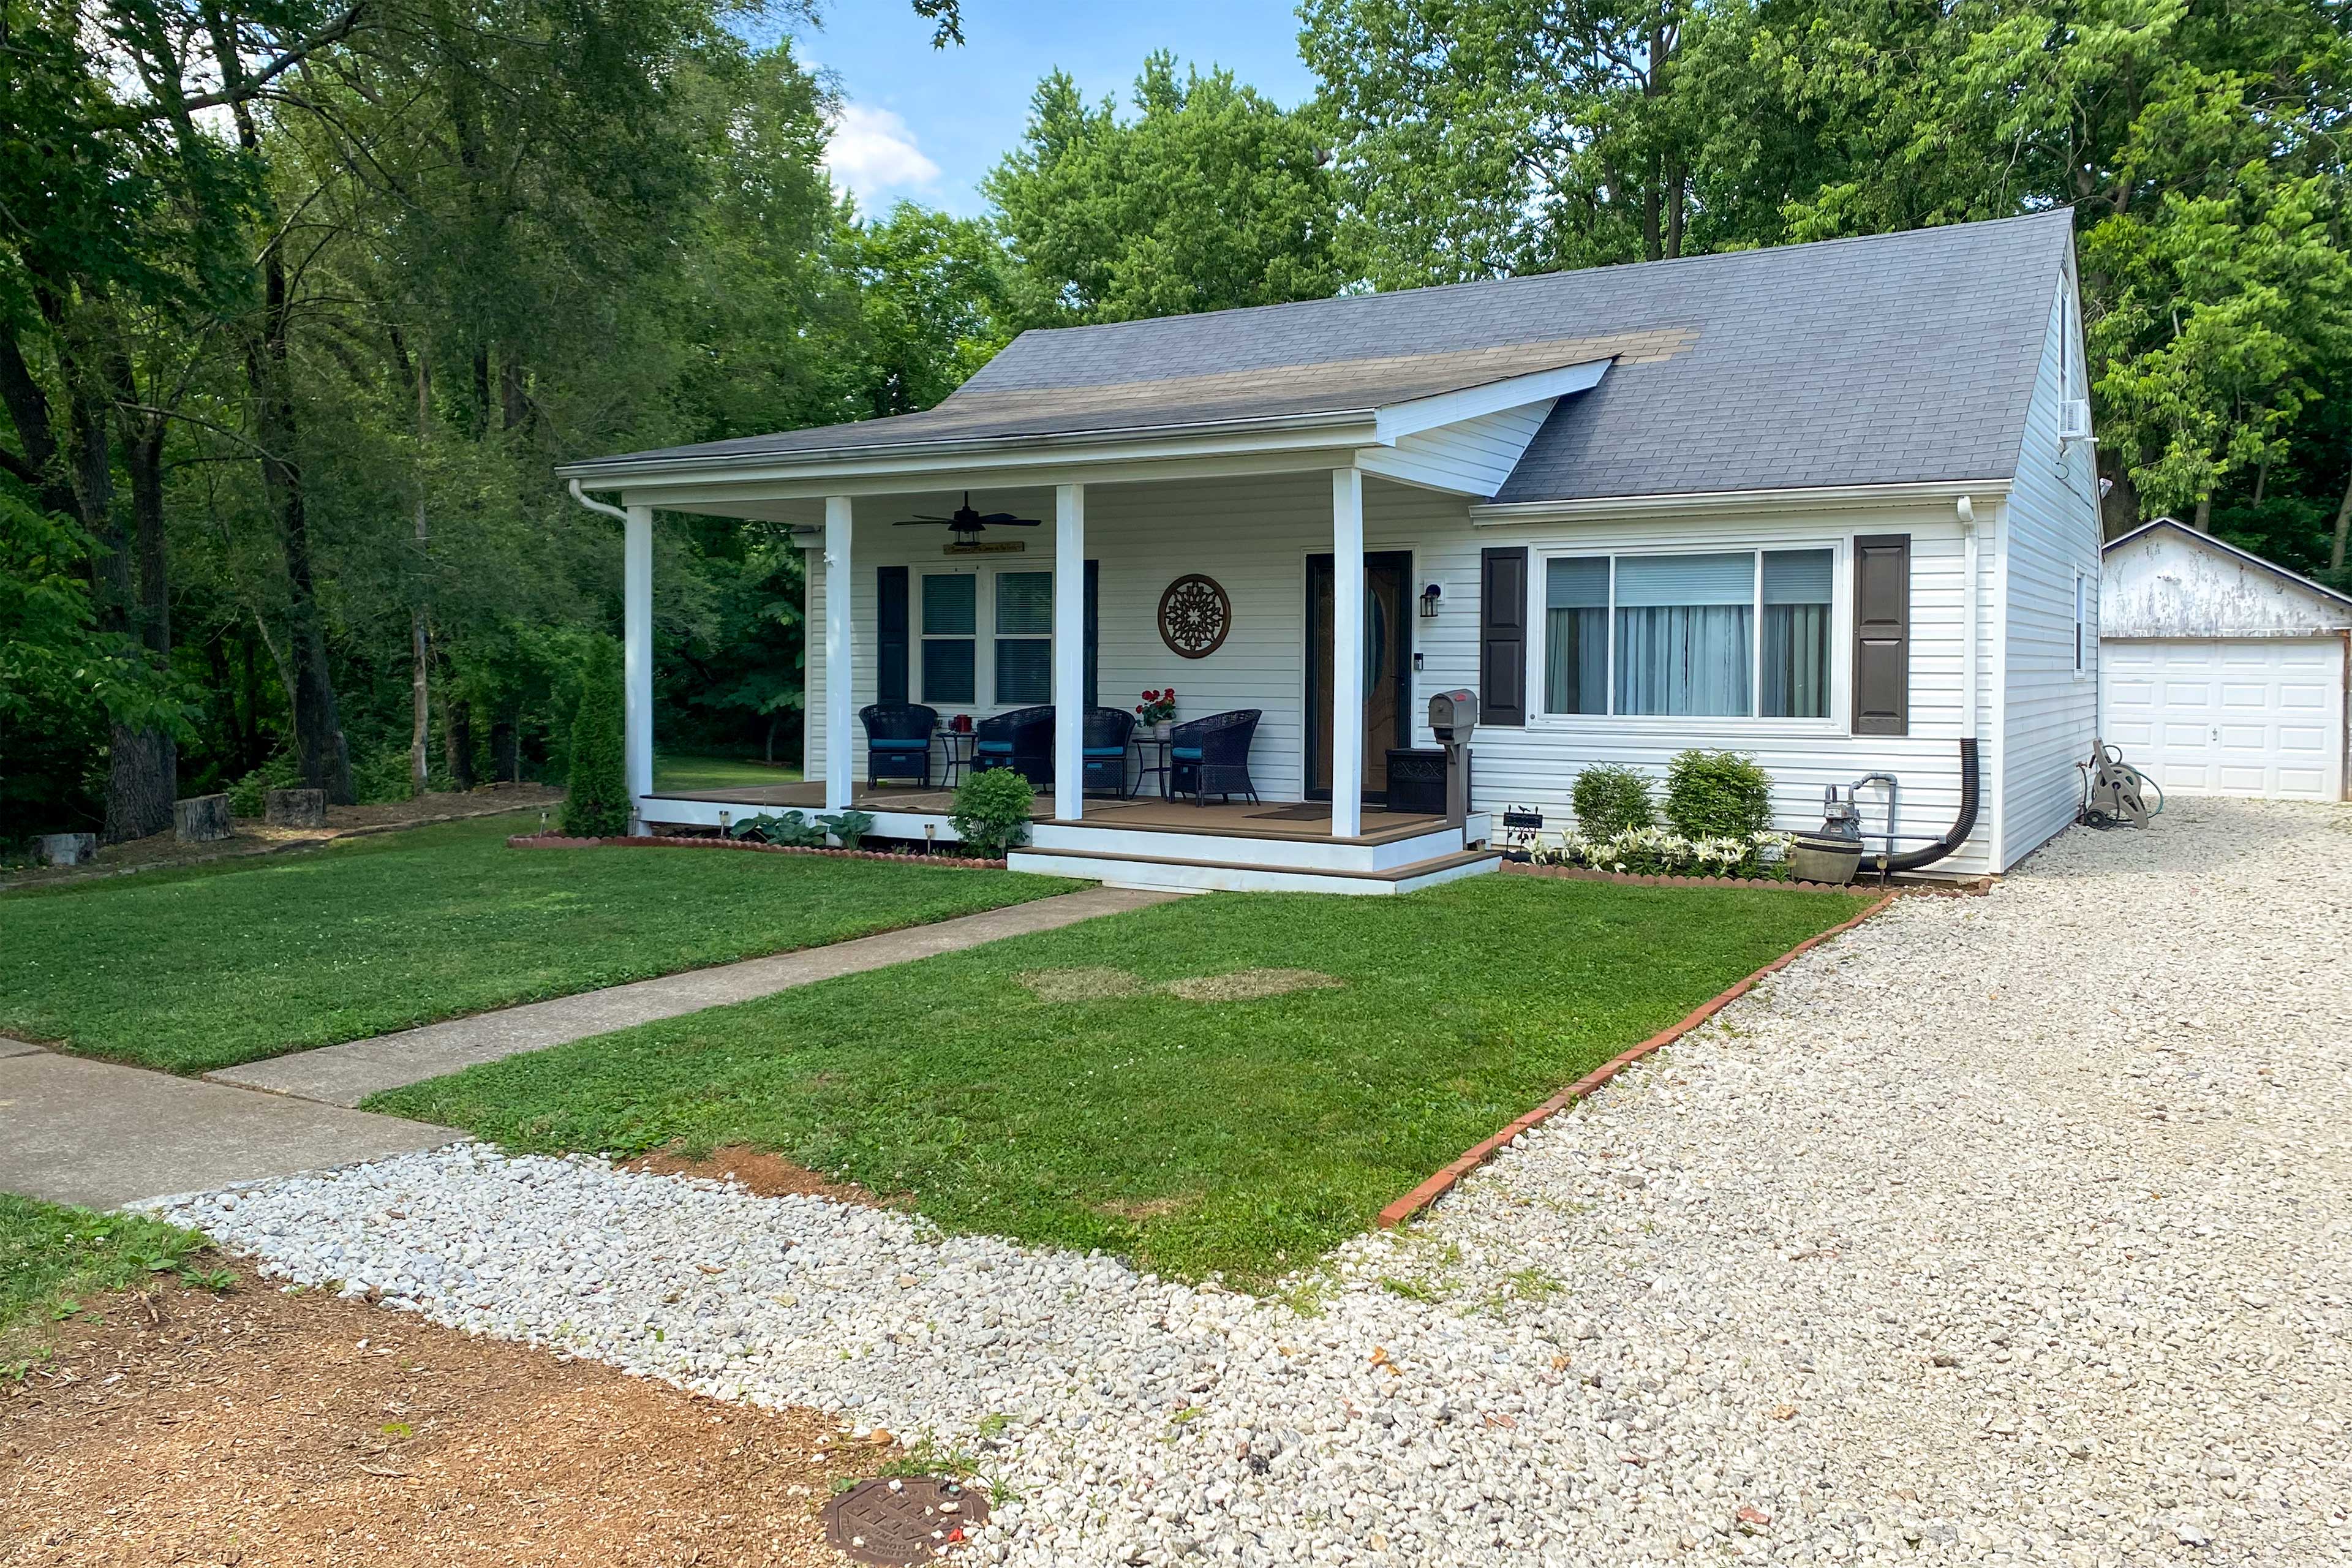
[949,767,1035,858]
[225,750,300,817]
[1571,764,1656,837]
[816,809,876,851]
[1664,749,1775,840]
[352,745,415,805]
[731,810,825,847]
[561,639,630,837]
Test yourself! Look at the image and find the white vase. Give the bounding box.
[1153,721,1173,740]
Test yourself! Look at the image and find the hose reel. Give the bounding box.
[2077,738,2160,829]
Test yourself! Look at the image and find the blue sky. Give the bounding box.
[747,1,1318,217]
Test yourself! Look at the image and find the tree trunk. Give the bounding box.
[2193,494,2211,532]
[2330,465,2351,572]
[410,352,432,797]
[766,712,781,764]
[2101,464,2140,539]
[207,19,354,805]
[500,353,528,431]
[491,718,519,782]
[410,609,432,797]
[105,373,178,840]
[443,696,475,790]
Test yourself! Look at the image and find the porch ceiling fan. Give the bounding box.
[892,492,1042,538]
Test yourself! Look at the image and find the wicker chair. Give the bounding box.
[860,702,938,788]
[1081,707,1136,797]
[974,705,1055,791]
[1167,709,1262,806]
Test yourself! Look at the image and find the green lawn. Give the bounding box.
[0,814,1074,1074]
[653,753,802,792]
[0,1194,219,1343]
[371,876,1872,1285]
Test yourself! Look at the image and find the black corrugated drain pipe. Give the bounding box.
[1874,737,1979,874]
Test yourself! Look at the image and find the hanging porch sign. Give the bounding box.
[1158,573,1231,658]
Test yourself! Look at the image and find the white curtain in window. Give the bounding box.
[1614,552,1754,716]
[1544,557,1608,714]
[1760,549,1833,718]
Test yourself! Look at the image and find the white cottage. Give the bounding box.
[2100,519,2352,801]
[559,209,2103,892]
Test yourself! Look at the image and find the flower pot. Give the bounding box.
[1152,721,1173,740]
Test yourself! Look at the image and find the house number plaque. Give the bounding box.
[1158,574,1231,658]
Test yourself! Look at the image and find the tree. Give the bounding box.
[561,639,629,835]
[1300,0,1711,287]
[985,53,1340,327]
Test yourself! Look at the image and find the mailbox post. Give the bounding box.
[1427,688,1477,829]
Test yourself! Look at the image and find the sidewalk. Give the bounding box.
[0,1041,456,1208]
[209,886,1172,1107]
[0,886,1174,1210]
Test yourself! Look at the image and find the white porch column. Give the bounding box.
[1053,483,1087,820]
[1331,467,1365,839]
[824,495,854,812]
[623,503,654,830]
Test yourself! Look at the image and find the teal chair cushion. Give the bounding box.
[869,739,929,752]
[1082,746,1125,757]
[1171,745,1203,760]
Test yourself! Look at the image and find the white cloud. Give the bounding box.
[824,103,941,205]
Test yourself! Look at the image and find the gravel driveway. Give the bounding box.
[155,799,2352,1566]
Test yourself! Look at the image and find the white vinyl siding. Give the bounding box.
[1356,402,1556,496]
[1999,268,2106,867]
[808,478,2007,875]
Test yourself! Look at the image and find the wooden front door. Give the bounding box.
[1306,551,1412,802]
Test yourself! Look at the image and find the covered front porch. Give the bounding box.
[557,352,1616,890]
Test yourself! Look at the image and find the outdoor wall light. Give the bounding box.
[1420,582,1442,618]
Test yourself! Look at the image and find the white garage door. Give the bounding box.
[2101,638,2345,801]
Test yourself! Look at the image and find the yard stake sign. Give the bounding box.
[1377,891,1900,1229]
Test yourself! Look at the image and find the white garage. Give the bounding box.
[2101,520,2351,802]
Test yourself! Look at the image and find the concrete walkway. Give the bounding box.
[4,885,1170,1209]
[208,886,1174,1107]
[0,1042,456,1208]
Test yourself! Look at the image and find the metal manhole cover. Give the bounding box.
[821,1476,989,1564]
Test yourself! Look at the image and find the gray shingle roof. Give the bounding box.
[571,209,2074,500]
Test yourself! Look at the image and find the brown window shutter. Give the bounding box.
[1479,547,1528,725]
[1852,534,1910,735]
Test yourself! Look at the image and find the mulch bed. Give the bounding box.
[1,1264,879,1567]
[3,786,564,894]
[623,1144,889,1209]
[510,833,1009,870]
[1377,890,1903,1229]
[1499,859,1990,894]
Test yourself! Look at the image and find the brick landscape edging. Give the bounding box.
[507,833,1009,870]
[1499,860,1856,893]
[1375,889,1902,1230]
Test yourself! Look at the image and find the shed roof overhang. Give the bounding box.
[556,359,1611,520]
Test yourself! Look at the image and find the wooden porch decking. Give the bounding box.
[638,780,1452,845]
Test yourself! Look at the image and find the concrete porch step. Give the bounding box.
[1028,818,1466,872]
[1007,845,1502,896]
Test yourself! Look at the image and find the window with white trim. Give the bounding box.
[1541,547,1836,720]
[919,570,976,704]
[993,570,1053,705]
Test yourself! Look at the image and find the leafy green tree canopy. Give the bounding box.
[985,52,1341,327]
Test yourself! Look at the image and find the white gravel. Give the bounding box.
[153,799,2352,1566]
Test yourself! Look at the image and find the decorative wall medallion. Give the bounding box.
[1158,574,1232,659]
